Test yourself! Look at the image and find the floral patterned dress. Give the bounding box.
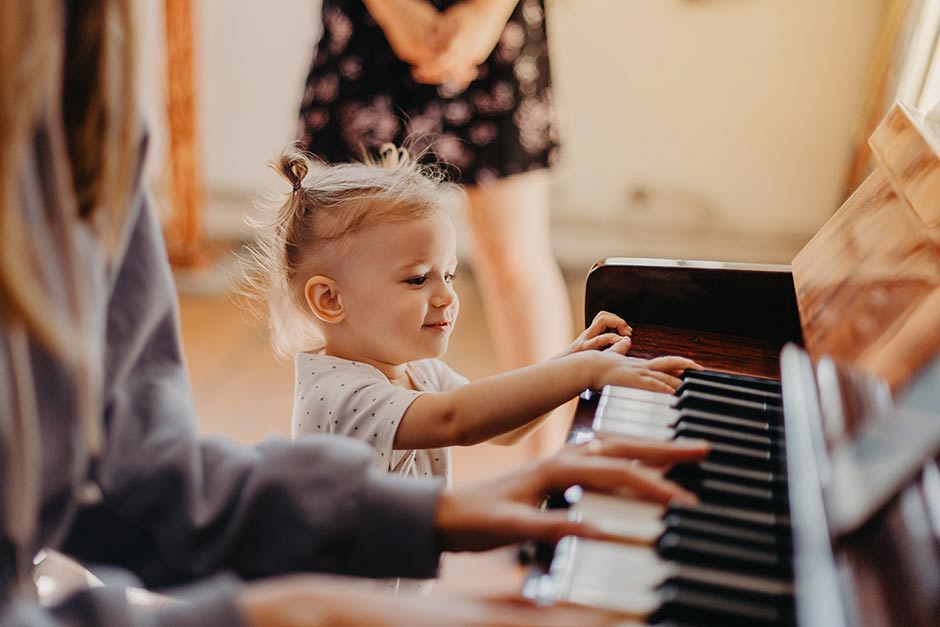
[297,0,558,185]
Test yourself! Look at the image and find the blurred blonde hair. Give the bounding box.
[0,0,138,589]
[241,144,459,360]
[0,0,138,355]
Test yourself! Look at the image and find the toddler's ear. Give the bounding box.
[305,276,345,324]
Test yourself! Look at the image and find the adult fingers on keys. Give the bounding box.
[479,503,610,547]
[578,434,710,467]
[646,355,703,375]
[545,446,700,505]
[462,595,626,627]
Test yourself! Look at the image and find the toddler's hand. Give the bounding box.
[557,311,632,359]
[632,355,703,378]
[592,352,702,394]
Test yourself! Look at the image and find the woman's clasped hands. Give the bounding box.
[364,0,520,89]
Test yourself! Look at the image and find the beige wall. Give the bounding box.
[146,0,885,266]
[547,0,884,264]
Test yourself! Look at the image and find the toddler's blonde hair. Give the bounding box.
[242,144,458,360]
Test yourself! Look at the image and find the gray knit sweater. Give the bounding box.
[0,129,442,626]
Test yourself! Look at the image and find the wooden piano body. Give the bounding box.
[550,101,940,626]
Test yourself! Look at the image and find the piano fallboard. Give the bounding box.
[584,259,802,379]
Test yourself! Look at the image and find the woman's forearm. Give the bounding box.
[361,0,411,28]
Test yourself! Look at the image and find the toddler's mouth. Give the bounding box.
[423,320,451,330]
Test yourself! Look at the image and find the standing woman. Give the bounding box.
[298,0,573,455]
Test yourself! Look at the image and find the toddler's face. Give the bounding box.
[334,212,459,366]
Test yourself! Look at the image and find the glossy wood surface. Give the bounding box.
[793,102,940,390]
[584,260,802,377]
[621,323,783,379]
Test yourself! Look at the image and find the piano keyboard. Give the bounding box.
[532,370,796,626]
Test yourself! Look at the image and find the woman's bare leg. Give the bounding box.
[464,169,573,457]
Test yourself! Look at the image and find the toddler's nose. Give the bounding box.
[431,284,457,309]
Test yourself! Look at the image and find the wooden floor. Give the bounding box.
[177,270,586,594]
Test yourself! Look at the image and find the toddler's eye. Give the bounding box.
[405,276,427,286]
[444,273,456,284]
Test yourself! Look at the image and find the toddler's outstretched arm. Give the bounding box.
[392,350,700,450]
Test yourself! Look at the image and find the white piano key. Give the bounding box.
[569,492,666,544]
[551,537,670,616]
[602,384,676,405]
[598,396,681,418]
[553,537,671,579]
[551,537,794,612]
[597,405,678,428]
[593,413,675,441]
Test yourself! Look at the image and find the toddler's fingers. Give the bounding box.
[587,311,632,337]
[632,375,675,394]
[605,336,632,355]
[583,333,629,352]
[643,369,683,389]
[646,355,701,374]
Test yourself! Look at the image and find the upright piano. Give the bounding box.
[524,101,940,626]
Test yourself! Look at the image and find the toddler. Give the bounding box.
[244,144,698,487]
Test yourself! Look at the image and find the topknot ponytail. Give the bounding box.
[273,145,312,192]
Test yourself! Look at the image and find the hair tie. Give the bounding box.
[292,181,302,192]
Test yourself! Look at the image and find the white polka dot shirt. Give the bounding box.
[292,353,469,487]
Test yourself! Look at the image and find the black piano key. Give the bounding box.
[597,400,784,435]
[677,377,782,402]
[681,369,782,393]
[656,531,792,577]
[668,502,791,535]
[662,512,783,550]
[600,386,786,429]
[673,422,780,452]
[672,563,793,599]
[668,460,786,490]
[689,438,780,470]
[678,408,784,436]
[653,582,794,626]
[675,390,782,417]
[667,472,787,512]
[677,459,788,488]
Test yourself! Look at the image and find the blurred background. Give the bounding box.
[138,0,940,593]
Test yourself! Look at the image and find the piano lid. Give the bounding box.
[792,101,940,390]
